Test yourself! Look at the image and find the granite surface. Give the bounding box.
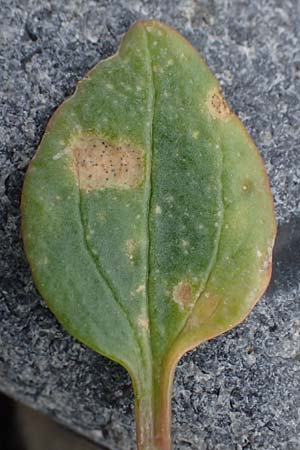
[1,0,300,449]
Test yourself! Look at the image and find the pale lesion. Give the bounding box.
[206,88,231,120]
[125,238,137,263]
[71,134,145,192]
[173,281,194,310]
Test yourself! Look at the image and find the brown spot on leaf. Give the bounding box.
[207,89,231,120]
[71,134,144,192]
[173,281,193,309]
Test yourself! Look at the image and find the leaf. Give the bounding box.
[21,20,276,450]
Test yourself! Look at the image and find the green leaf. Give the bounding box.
[21,20,276,450]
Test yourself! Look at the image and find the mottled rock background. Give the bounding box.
[1,1,300,449]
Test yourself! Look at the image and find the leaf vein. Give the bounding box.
[172,141,225,345]
[144,28,155,379]
[75,175,145,360]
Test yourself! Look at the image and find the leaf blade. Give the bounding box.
[21,20,276,450]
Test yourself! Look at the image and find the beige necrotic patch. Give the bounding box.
[207,89,231,120]
[137,315,149,331]
[173,281,193,310]
[71,135,144,192]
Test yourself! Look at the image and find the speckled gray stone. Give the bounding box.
[1,1,300,449]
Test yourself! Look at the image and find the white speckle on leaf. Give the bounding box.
[53,147,71,161]
[136,284,145,294]
[125,239,136,262]
[165,194,174,203]
[192,131,200,139]
[137,315,149,331]
[155,205,162,215]
[181,239,190,255]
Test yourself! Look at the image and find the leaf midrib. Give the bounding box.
[143,29,225,363]
[144,26,155,382]
[75,28,225,380]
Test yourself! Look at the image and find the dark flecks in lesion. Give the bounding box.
[207,88,231,120]
[71,134,144,192]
